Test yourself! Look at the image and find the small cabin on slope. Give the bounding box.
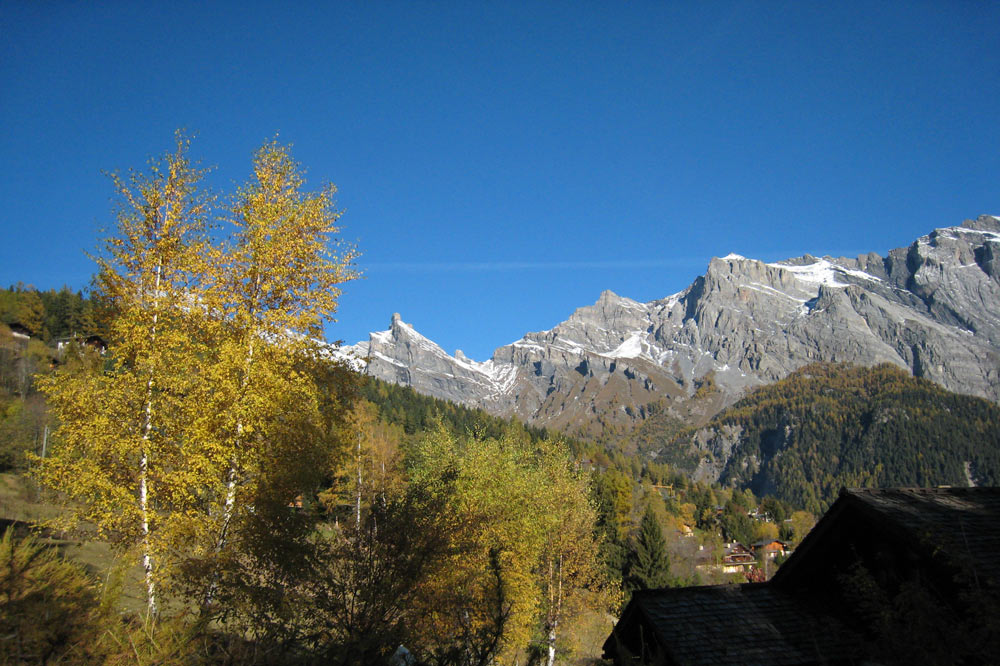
[751,539,788,560]
[603,487,1000,665]
[720,542,755,573]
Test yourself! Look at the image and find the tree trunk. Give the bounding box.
[546,553,563,666]
[356,430,362,530]
[138,259,163,616]
[205,285,259,608]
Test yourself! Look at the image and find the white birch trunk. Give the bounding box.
[355,430,362,530]
[206,281,259,607]
[214,274,260,553]
[138,259,163,616]
[206,376,250,606]
[545,553,563,666]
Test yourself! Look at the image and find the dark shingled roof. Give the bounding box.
[606,488,1000,665]
[845,487,1000,581]
[775,487,1000,588]
[603,584,859,666]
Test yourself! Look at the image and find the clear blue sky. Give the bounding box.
[2,2,998,360]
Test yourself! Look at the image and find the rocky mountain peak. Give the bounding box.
[347,216,1000,431]
[963,215,1000,233]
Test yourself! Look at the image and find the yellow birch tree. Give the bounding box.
[533,441,616,666]
[34,136,359,624]
[34,133,213,615]
[184,140,358,611]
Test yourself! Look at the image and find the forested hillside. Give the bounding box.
[0,285,103,470]
[0,284,100,341]
[353,376,810,595]
[358,375,562,444]
[665,363,1000,513]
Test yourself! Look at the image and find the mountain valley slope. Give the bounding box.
[664,362,1000,512]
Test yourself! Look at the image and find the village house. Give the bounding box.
[750,539,789,561]
[55,334,107,356]
[603,487,1000,665]
[6,323,31,343]
[719,542,755,574]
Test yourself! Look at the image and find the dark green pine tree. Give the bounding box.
[627,504,671,592]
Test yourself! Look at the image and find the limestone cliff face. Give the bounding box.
[343,216,1000,429]
[345,312,518,409]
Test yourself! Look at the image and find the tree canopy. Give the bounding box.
[32,135,359,617]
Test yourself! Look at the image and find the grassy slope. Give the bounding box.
[0,473,148,612]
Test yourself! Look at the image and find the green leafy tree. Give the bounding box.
[398,427,612,665]
[719,502,755,545]
[403,427,547,664]
[788,510,816,545]
[533,440,617,666]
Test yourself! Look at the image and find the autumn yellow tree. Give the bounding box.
[316,398,404,528]
[533,440,616,666]
[402,427,545,664]
[182,140,358,612]
[403,427,613,665]
[34,136,358,622]
[34,133,213,615]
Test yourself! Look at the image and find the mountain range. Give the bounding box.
[342,215,1000,433]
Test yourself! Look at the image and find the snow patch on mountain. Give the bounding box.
[601,332,646,359]
[767,259,849,287]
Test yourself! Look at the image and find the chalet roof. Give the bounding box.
[774,487,1000,587]
[603,584,858,666]
[751,539,788,548]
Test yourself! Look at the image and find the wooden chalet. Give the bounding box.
[54,334,107,359]
[603,583,858,666]
[751,539,789,560]
[604,487,1000,665]
[84,334,107,353]
[720,542,755,573]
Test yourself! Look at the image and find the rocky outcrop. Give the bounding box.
[343,216,1000,429]
[342,312,518,409]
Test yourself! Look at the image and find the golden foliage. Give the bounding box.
[32,134,359,616]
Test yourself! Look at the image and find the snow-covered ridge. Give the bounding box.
[767,258,882,288]
[600,332,649,360]
[936,225,1000,243]
[768,258,846,286]
[357,314,520,398]
[323,341,368,372]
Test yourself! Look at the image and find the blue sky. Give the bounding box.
[2,2,998,360]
